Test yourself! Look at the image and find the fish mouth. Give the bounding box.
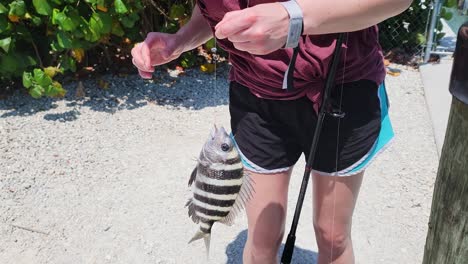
[211,125,229,139]
[218,126,228,136]
[210,125,217,139]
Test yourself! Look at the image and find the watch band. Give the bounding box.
[279,0,304,48]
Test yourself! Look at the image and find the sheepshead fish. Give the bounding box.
[186,125,253,257]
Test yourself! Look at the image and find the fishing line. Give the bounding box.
[212,0,249,131]
[329,32,349,263]
[212,37,220,126]
[212,38,217,125]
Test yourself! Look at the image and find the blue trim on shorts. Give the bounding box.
[346,82,394,174]
[230,134,264,172]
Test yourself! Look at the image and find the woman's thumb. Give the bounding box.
[143,33,166,67]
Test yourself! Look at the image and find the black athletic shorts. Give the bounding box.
[229,79,392,176]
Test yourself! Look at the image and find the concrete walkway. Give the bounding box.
[419,59,453,156]
[420,17,459,156]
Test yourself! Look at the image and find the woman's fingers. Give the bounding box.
[131,44,152,72]
[215,3,288,55]
[138,69,153,79]
[215,10,252,40]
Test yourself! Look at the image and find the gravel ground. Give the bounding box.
[0,64,439,264]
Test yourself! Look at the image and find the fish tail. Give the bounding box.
[204,234,211,259]
[188,229,211,259]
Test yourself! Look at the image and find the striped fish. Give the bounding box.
[186,125,253,257]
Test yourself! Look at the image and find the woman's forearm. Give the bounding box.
[296,0,413,35]
[176,5,214,52]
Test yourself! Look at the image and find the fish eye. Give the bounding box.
[221,143,230,152]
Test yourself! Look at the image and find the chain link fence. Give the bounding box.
[378,0,468,64]
[378,0,434,64]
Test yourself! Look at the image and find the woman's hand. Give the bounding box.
[131,32,184,79]
[215,3,290,55]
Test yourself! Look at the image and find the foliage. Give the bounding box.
[7,0,459,98]
[379,0,459,53]
[0,0,204,98]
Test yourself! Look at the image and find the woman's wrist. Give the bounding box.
[175,5,213,53]
[176,28,213,53]
[279,0,304,47]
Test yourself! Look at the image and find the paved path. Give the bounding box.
[419,59,453,156]
[0,66,439,263]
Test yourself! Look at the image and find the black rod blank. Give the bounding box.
[281,33,346,264]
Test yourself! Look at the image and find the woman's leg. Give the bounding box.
[243,169,293,264]
[312,171,364,264]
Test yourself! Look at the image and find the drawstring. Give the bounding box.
[283,46,300,92]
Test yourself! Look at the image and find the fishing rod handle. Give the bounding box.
[281,234,296,264]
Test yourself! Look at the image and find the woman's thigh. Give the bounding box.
[312,171,364,240]
[244,169,293,249]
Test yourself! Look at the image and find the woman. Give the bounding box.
[132,1,411,263]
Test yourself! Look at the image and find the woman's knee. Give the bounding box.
[246,229,283,262]
[313,221,351,256]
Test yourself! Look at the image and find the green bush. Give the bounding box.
[0,0,196,98]
[6,1,457,98]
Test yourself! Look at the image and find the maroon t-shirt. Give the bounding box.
[197,0,386,106]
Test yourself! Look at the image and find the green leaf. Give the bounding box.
[0,54,18,74]
[50,41,61,52]
[0,3,7,14]
[9,1,26,17]
[57,31,72,48]
[44,66,62,78]
[180,53,196,68]
[441,10,453,21]
[30,84,44,98]
[52,8,79,31]
[60,55,76,72]
[111,21,124,37]
[33,68,53,87]
[444,0,457,8]
[69,58,76,72]
[90,12,112,35]
[120,16,133,28]
[88,19,101,42]
[205,38,215,50]
[46,81,66,97]
[170,4,185,20]
[120,13,139,28]
[33,0,52,16]
[32,16,42,26]
[0,17,9,34]
[22,72,33,88]
[25,56,37,67]
[114,0,128,14]
[0,37,12,53]
[416,33,426,45]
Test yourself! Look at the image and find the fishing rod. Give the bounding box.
[281,32,346,264]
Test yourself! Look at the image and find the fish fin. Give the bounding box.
[185,198,200,224]
[219,171,255,226]
[188,229,207,243]
[188,166,197,187]
[204,234,211,259]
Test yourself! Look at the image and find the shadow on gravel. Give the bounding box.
[225,230,318,264]
[0,66,230,121]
